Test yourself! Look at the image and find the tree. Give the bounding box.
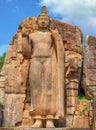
[0,53,6,70]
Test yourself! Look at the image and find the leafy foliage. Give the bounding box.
[0,53,6,70]
[0,101,5,108]
[77,93,90,103]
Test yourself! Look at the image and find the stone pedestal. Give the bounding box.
[0,128,91,130]
[16,128,69,130]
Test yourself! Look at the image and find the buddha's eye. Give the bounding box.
[38,17,49,21]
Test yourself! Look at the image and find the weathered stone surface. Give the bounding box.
[0,128,91,130]
[0,16,82,127]
[0,88,5,101]
[73,116,89,128]
[66,107,75,115]
[67,97,77,107]
[4,94,25,126]
[66,82,79,89]
[66,90,78,97]
[21,119,33,127]
[82,36,96,99]
[0,75,6,102]
[66,115,74,127]
[73,101,90,128]
[0,128,70,130]
[17,128,69,130]
[92,96,96,130]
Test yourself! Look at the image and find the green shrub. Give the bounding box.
[0,53,6,70]
[77,93,90,103]
[0,101,5,108]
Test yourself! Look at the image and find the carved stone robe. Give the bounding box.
[22,31,65,119]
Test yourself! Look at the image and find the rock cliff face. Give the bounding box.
[82,36,96,99]
[0,17,82,127]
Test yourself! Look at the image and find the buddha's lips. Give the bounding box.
[41,23,45,26]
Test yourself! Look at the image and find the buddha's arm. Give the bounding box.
[51,29,65,118]
[51,29,64,60]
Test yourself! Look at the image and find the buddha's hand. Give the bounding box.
[22,27,29,37]
[51,29,61,41]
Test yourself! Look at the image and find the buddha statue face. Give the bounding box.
[37,15,50,30]
[37,6,51,31]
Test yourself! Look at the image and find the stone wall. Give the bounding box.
[0,17,82,127]
[0,34,30,126]
[73,101,90,128]
[82,36,96,99]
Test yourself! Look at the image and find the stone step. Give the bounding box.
[0,128,91,130]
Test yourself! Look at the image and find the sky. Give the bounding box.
[0,0,96,56]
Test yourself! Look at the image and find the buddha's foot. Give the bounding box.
[46,119,55,128]
[32,119,43,128]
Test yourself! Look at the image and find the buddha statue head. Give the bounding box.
[37,6,51,30]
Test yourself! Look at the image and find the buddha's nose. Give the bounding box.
[42,21,45,24]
